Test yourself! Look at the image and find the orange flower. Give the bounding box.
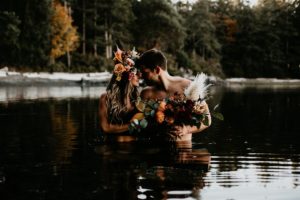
[156,111,165,124]
[113,48,123,62]
[114,63,126,74]
[158,101,166,112]
[116,75,122,81]
[135,101,146,112]
[166,104,174,111]
[131,113,145,122]
[124,65,131,71]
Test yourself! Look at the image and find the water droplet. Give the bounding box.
[137,194,147,199]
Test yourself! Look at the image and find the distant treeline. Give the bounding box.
[0,0,300,78]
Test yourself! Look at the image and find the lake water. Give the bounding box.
[0,86,300,200]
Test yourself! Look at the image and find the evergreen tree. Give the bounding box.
[184,0,223,76]
[0,11,21,65]
[132,0,185,52]
[20,0,52,67]
[226,2,260,77]
[283,0,300,78]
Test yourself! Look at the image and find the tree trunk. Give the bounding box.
[93,0,98,57]
[67,50,71,70]
[65,1,71,70]
[82,0,86,55]
[108,32,112,58]
[105,30,109,59]
[49,57,55,65]
[104,12,112,59]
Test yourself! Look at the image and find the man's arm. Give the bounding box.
[170,101,212,137]
[99,93,129,133]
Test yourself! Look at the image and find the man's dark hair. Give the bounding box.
[136,49,167,70]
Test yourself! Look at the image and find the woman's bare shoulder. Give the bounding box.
[99,92,107,103]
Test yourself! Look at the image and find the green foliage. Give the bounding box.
[70,53,106,72]
[1,0,300,78]
[211,111,224,121]
[0,11,20,64]
[20,0,52,67]
[132,0,185,52]
[175,50,192,69]
[182,0,223,76]
[82,0,134,55]
[0,11,20,47]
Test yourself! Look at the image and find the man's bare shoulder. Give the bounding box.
[174,76,191,87]
[169,76,191,94]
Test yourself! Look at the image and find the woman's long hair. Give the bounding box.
[106,73,139,124]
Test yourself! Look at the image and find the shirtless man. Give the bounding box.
[135,49,211,141]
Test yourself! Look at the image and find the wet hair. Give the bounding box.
[136,49,167,71]
[105,73,139,124]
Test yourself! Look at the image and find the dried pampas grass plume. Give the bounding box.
[184,73,211,101]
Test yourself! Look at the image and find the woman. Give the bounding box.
[99,48,140,141]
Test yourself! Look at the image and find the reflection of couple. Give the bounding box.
[99,49,211,142]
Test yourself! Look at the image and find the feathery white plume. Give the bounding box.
[184,73,210,101]
[131,47,139,59]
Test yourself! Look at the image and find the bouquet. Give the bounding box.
[129,73,219,137]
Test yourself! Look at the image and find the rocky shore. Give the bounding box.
[0,68,111,86]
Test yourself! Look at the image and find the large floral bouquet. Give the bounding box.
[129,73,218,137]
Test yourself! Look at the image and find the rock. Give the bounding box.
[0,67,8,72]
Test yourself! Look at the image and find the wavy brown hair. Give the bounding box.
[106,72,139,124]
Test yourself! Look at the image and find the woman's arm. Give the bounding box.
[99,93,129,133]
[188,101,212,134]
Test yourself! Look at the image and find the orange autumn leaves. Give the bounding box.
[50,1,79,61]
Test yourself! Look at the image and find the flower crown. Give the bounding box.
[113,47,140,81]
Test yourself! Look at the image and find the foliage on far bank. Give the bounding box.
[50,0,79,65]
[0,0,300,78]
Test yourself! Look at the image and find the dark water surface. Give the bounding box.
[0,86,300,200]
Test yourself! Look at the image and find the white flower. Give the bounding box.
[184,73,210,101]
[131,47,139,59]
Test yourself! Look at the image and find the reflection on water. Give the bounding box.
[0,86,300,199]
[94,141,210,199]
[0,86,105,102]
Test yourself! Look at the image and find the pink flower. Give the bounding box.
[128,72,135,80]
[126,58,135,66]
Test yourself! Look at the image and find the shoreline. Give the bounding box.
[0,71,111,86]
[1,70,300,88]
[223,78,300,89]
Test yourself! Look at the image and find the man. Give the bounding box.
[136,49,211,141]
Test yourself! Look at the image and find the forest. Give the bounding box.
[0,0,300,78]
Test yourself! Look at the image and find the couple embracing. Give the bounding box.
[99,48,211,142]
